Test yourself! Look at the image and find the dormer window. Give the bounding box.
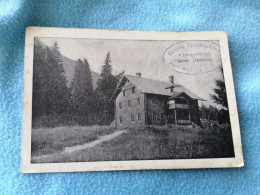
[122,90,125,97]
[132,87,135,94]
[170,88,173,93]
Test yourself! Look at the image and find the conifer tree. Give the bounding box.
[97,52,118,101]
[32,38,46,119]
[32,40,70,124]
[210,68,230,124]
[48,41,70,115]
[72,58,94,116]
[210,69,228,109]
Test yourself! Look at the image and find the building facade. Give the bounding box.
[115,79,146,128]
[111,73,204,129]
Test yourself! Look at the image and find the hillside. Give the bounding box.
[60,55,100,88]
[37,39,100,88]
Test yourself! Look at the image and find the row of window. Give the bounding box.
[118,98,164,109]
[151,99,164,106]
[122,87,135,97]
[119,113,165,124]
[119,98,141,109]
[151,113,165,122]
[119,113,141,123]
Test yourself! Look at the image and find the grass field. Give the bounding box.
[31,124,235,163]
[31,125,117,157]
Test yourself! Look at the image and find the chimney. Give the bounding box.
[136,73,142,77]
[169,76,174,84]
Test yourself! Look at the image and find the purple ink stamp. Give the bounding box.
[163,40,224,75]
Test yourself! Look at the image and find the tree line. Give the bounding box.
[201,68,230,126]
[199,104,230,125]
[32,39,123,127]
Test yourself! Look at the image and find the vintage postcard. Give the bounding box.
[21,27,243,173]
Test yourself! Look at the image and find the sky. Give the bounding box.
[39,37,225,108]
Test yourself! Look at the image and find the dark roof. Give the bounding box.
[110,74,204,101]
[168,92,195,100]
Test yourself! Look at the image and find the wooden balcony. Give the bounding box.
[168,103,189,109]
[168,104,176,109]
[175,104,189,109]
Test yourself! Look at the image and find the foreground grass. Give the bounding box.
[33,125,235,163]
[31,125,117,157]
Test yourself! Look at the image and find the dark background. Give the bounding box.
[0,0,259,194]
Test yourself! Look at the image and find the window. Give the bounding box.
[137,98,141,105]
[153,113,158,121]
[122,90,125,97]
[131,114,134,122]
[128,100,131,107]
[120,116,123,123]
[160,113,164,121]
[119,102,122,109]
[137,113,141,121]
[132,87,135,94]
[151,99,155,105]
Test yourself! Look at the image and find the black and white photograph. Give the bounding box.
[21,27,243,173]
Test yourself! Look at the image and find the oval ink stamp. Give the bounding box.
[162,40,224,75]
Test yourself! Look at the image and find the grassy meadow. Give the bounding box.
[31,125,117,157]
[31,124,235,163]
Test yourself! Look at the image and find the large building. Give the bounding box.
[110,73,204,129]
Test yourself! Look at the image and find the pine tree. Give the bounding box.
[83,59,93,96]
[48,41,70,115]
[97,52,118,101]
[210,69,228,109]
[115,71,125,82]
[72,58,94,117]
[32,39,71,126]
[210,68,231,125]
[96,52,121,124]
[32,38,46,120]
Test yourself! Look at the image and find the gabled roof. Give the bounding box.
[168,92,195,99]
[110,74,204,101]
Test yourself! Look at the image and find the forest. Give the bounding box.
[32,39,123,127]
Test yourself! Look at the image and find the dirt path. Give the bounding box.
[32,130,127,163]
[64,130,127,153]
